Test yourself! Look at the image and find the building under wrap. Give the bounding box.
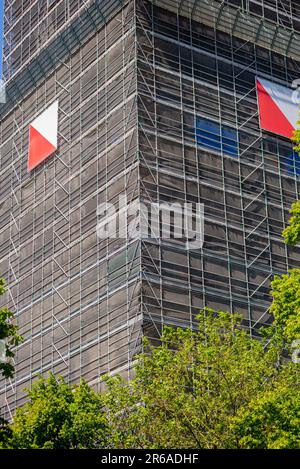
[1,0,300,417]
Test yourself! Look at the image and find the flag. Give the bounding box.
[256,77,299,139]
[28,101,58,171]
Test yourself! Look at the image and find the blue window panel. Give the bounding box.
[196,117,238,157]
[295,152,300,176]
[288,151,300,176]
[284,150,300,177]
[222,126,239,157]
[196,118,221,152]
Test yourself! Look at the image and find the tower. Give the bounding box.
[1,0,300,418]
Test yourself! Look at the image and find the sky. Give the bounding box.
[0,0,3,77]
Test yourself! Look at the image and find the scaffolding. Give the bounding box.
[1,0,127,114]
[0,0,141,419]
[1,0,300,418]
[136,0,300,341]
[154,0,300,60]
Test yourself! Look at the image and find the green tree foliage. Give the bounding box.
[3,374,110,449]
[282,200,300,246]
[270,270,300,342]
[293,125,300,155]
[0,278,22,379]
[270,128,300,340]
[0,417,12,447]
[0,277,23,447]
[104,310,299,449]
[2,311,299,449]
[231,378,300,449]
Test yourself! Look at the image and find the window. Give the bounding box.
[282,149,300,177]
[196,117,239,157]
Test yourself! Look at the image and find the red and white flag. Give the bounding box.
[28,101,58,171]
[256,77,299,139]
